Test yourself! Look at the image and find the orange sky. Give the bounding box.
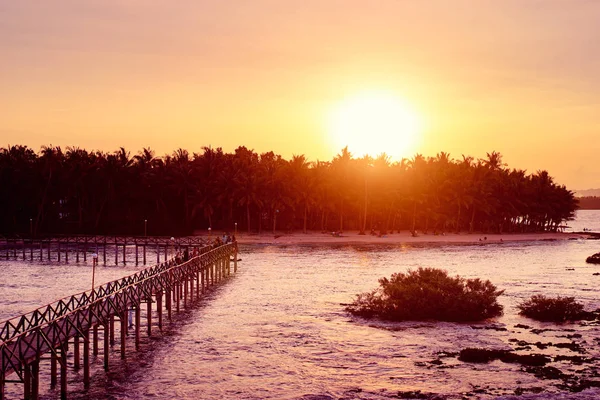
[1,1,599,189]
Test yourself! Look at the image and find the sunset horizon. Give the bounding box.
[2,2,600,398]
[2,1,599,190]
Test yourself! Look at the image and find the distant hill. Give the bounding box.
[575,188,600,198]
[578,196,600,210]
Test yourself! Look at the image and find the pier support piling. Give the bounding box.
[74,335,80,370]
[83,329,90,388]
[103,323,110,371]
[157,294,163,330]
[93,325,99,356]
[135,306,141,350]
[147,298,152,337]
[60,342,68,400]
[120,312,127,359]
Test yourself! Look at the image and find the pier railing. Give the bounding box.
[0,242,237,399]
[0,244,212,344]
[0,235,212,265]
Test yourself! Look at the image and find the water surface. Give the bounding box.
[2,215,600,399]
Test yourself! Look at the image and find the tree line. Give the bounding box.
[0,145,577,237]
[577,197,600,210]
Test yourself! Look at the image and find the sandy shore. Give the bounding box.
[231,231,590,245]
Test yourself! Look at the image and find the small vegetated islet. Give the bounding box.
[346,267,504,322]
[517,295,598,322]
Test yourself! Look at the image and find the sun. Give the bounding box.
[327,90,421,159]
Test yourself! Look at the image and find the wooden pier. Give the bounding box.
[0,235,210,265]
[0,242,238,399]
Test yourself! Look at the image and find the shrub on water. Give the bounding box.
[516,295,587,322]
[346,267,504,322]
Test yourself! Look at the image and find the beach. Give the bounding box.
[233,230,590,245]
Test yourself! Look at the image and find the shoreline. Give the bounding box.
[232,231,591,245]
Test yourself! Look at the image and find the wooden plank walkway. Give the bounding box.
[0,235,213,265]
[0,242,238,399]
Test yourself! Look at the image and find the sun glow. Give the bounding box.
[328,90,422,159]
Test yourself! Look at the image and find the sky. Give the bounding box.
[1,0,599,189]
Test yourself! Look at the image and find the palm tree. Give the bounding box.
[288,154,314,233]
[331,147,354,232]
[233,147,262,232]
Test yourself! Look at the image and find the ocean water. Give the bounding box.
[1,211,600,399]
[567,209,600,233]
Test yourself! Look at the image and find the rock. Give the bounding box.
[458,348,550,366]
[459,348,508,363]
[525,366,567,380]
[397,390,441,399]
[470,325,507,331]
[514,324,531,329]
[586,252,600,264]
[503,353,551,366]
[555,342,584,353]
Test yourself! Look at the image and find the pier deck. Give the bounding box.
[0,242,238,399]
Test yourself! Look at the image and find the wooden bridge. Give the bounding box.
[0,242,238,399]
[0,235,212,265]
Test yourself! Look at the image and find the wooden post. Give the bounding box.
[190,274,194,302]
[135,306,141,350]
[143,242,147,265]
[135,244,139,265]
[201,267,205,292]
[147,297,152,337]
[123,240,126,265]
[165,288,172,321]
[93,325,99,356]
[65,238,69,263]
[115,242,118,265]
[74,335,80,370]
[184,277,188,309]
[83,329,90,389]
[196,271,200,298]
[103,323,109,371]
[234,247,238,273]
[39,240,43,261]
[61,342,68,400]
[175,283,180,313]
[103,237,107,265]
[109,315,115,346]
[76,242,80,262]
[31,357,39,400]
[157,293,163,330]
[120,312,127,359]
[0,369,5,400]
[156,244,160,263]
[164,245,167,261]
[30,240,33,260]
[50,347,58,388]
[57,241,61,262]
[23,362,31,400]
[84,237,88,261]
